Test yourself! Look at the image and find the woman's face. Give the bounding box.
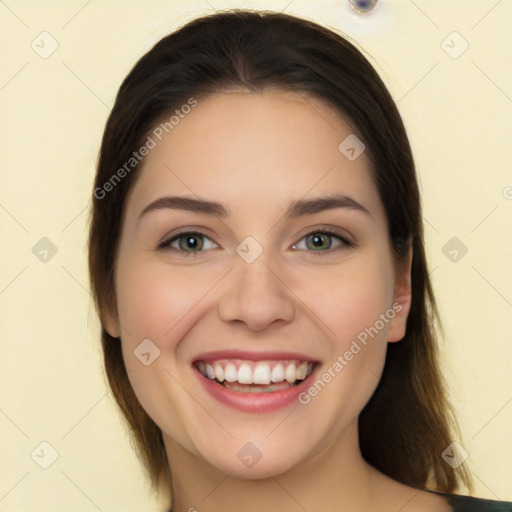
[105,90,411,478]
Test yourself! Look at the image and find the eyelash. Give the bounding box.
[157,228,354,256]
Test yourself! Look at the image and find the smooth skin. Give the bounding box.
[105,90,452,512]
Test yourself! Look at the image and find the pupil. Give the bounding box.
[309,233,330,250]
[181,235,202,251]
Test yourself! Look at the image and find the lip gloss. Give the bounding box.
[195,366,317,413]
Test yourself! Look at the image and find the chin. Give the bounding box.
[209,452,301,480]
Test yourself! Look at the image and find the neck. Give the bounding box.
[164,421,379,512]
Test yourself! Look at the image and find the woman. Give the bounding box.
[88,10,511,512]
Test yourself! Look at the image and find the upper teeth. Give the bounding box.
[196,359,314,385]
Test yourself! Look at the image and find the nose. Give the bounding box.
[218,255,295,332]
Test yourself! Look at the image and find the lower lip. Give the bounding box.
[195,366,317,413]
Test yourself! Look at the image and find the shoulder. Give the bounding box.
[366,469,511,512]
[426,490,512,512]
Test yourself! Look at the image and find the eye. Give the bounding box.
[158,231,218,254]
[292,230,352,252]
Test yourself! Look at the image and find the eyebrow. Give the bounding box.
[138,194,371,221]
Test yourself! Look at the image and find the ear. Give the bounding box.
[102,297,121,339]
[387,246,413,343]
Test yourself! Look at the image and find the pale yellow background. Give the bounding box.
[1,1,511,510]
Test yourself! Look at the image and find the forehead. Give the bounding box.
[125,89,384,220]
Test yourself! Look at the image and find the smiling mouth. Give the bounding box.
[194,359,316,393]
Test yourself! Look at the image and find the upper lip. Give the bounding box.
[193,349,320,364]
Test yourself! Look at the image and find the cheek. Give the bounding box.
[299,251,395,347]
[115,255,223,344]
[113,255,220,441]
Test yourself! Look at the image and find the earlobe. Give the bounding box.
[102,306,121,339]
[387,247,413,343]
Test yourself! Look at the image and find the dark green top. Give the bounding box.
[427,490,512,511]
[166,491,512,511]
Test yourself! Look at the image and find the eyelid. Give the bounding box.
[292,224,355,245]
[157,229,219,251]
[157,225,355,253]
[291,228,354,252]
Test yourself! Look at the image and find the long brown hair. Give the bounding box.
[88,9,472,494]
